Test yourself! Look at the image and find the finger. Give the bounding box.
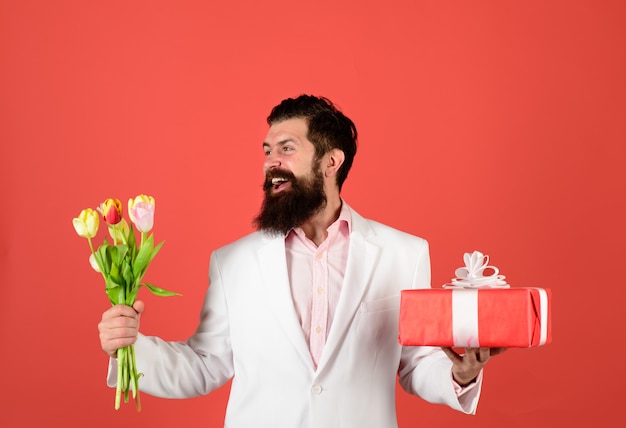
[101,336,138,357]
[98,316,139,337]
[441,347,463,364]
[110,313,141,330]
[132,300,145,316]
[464,348,479,363]
[132,300,145,330]
[102,304,138,321]
[478,348,491,363]
[99,325,138,341]
[490,347,507,357]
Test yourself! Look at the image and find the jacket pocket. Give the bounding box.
[355,295,400,348]
[359,295,400,313]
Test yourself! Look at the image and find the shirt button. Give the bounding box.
[315,326,322,334]
[317,287,324,294]
[311,384,322,395]
[316,252,323,260]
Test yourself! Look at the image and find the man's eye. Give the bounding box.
[283,146,293,152]
[264,150,271,156]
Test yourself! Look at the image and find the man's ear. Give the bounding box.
[324,149,345,178]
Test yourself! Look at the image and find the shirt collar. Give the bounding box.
[287,199,352,239]
[335,199,352,234]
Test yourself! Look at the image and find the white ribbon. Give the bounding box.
[529,287,549,346]
[451,289,480,347]
[444,250,509,289]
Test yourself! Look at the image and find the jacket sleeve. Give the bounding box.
[107,251,234,398]
[396,239,482,414]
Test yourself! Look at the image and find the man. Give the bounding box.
[99,95,502,427]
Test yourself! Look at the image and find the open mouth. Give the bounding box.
[271,177,291,192]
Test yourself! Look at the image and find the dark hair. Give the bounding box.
[267,94,358,191]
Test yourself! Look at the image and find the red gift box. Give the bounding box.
[398,287,552,348]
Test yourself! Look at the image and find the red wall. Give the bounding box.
[1,1,624,426]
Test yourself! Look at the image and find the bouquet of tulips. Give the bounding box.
[72,194,180,411]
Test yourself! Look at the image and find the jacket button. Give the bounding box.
[311,384,323,395]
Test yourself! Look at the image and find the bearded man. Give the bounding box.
[98,95,502,427]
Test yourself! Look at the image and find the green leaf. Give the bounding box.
[111,244,129,266]
[127,286,140,304]
[148,240,164,265]
[105,284,124,304]
[96,244,111,275]
[93,248,108,275]
[105,274,123,290]
[109,260,123,285]
[143,283,182,297]
[126,222,137,259]
[133,235,154,279]
[122,258,134,289]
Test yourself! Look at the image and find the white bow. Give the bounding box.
[444,250,509,289]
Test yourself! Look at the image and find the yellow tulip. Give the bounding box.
[108,218,129,243]
[72,208,99,238]
[128,194,155,233]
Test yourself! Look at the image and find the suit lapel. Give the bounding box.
[257,234,315,371]
[316,209,380,374]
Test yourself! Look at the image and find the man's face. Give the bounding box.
[253,118,327,235]
[261,118,317,190]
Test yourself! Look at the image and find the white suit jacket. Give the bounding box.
[113,204,481,427]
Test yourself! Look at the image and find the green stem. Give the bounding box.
[115,347,123,410]
[130,344,142,411]
[119,223,129,246]
[117,283,126,307]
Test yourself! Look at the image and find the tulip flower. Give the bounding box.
[72,208,99,239]
[108,218,130,244]
[100,198,123,225]
[89,253,101,272]
[128,194,155,233]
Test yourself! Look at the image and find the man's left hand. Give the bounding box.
[441,347,506,386]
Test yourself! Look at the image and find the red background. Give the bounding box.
[1,1,624,426]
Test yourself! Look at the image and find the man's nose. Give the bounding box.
[264,153,281,170]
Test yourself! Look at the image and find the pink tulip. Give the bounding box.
[128,195,155,232]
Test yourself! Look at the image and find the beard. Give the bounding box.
[253,162,327,236]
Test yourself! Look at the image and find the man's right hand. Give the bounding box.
[98,300,145,358]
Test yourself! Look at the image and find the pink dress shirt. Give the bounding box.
[285,203,351,368]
